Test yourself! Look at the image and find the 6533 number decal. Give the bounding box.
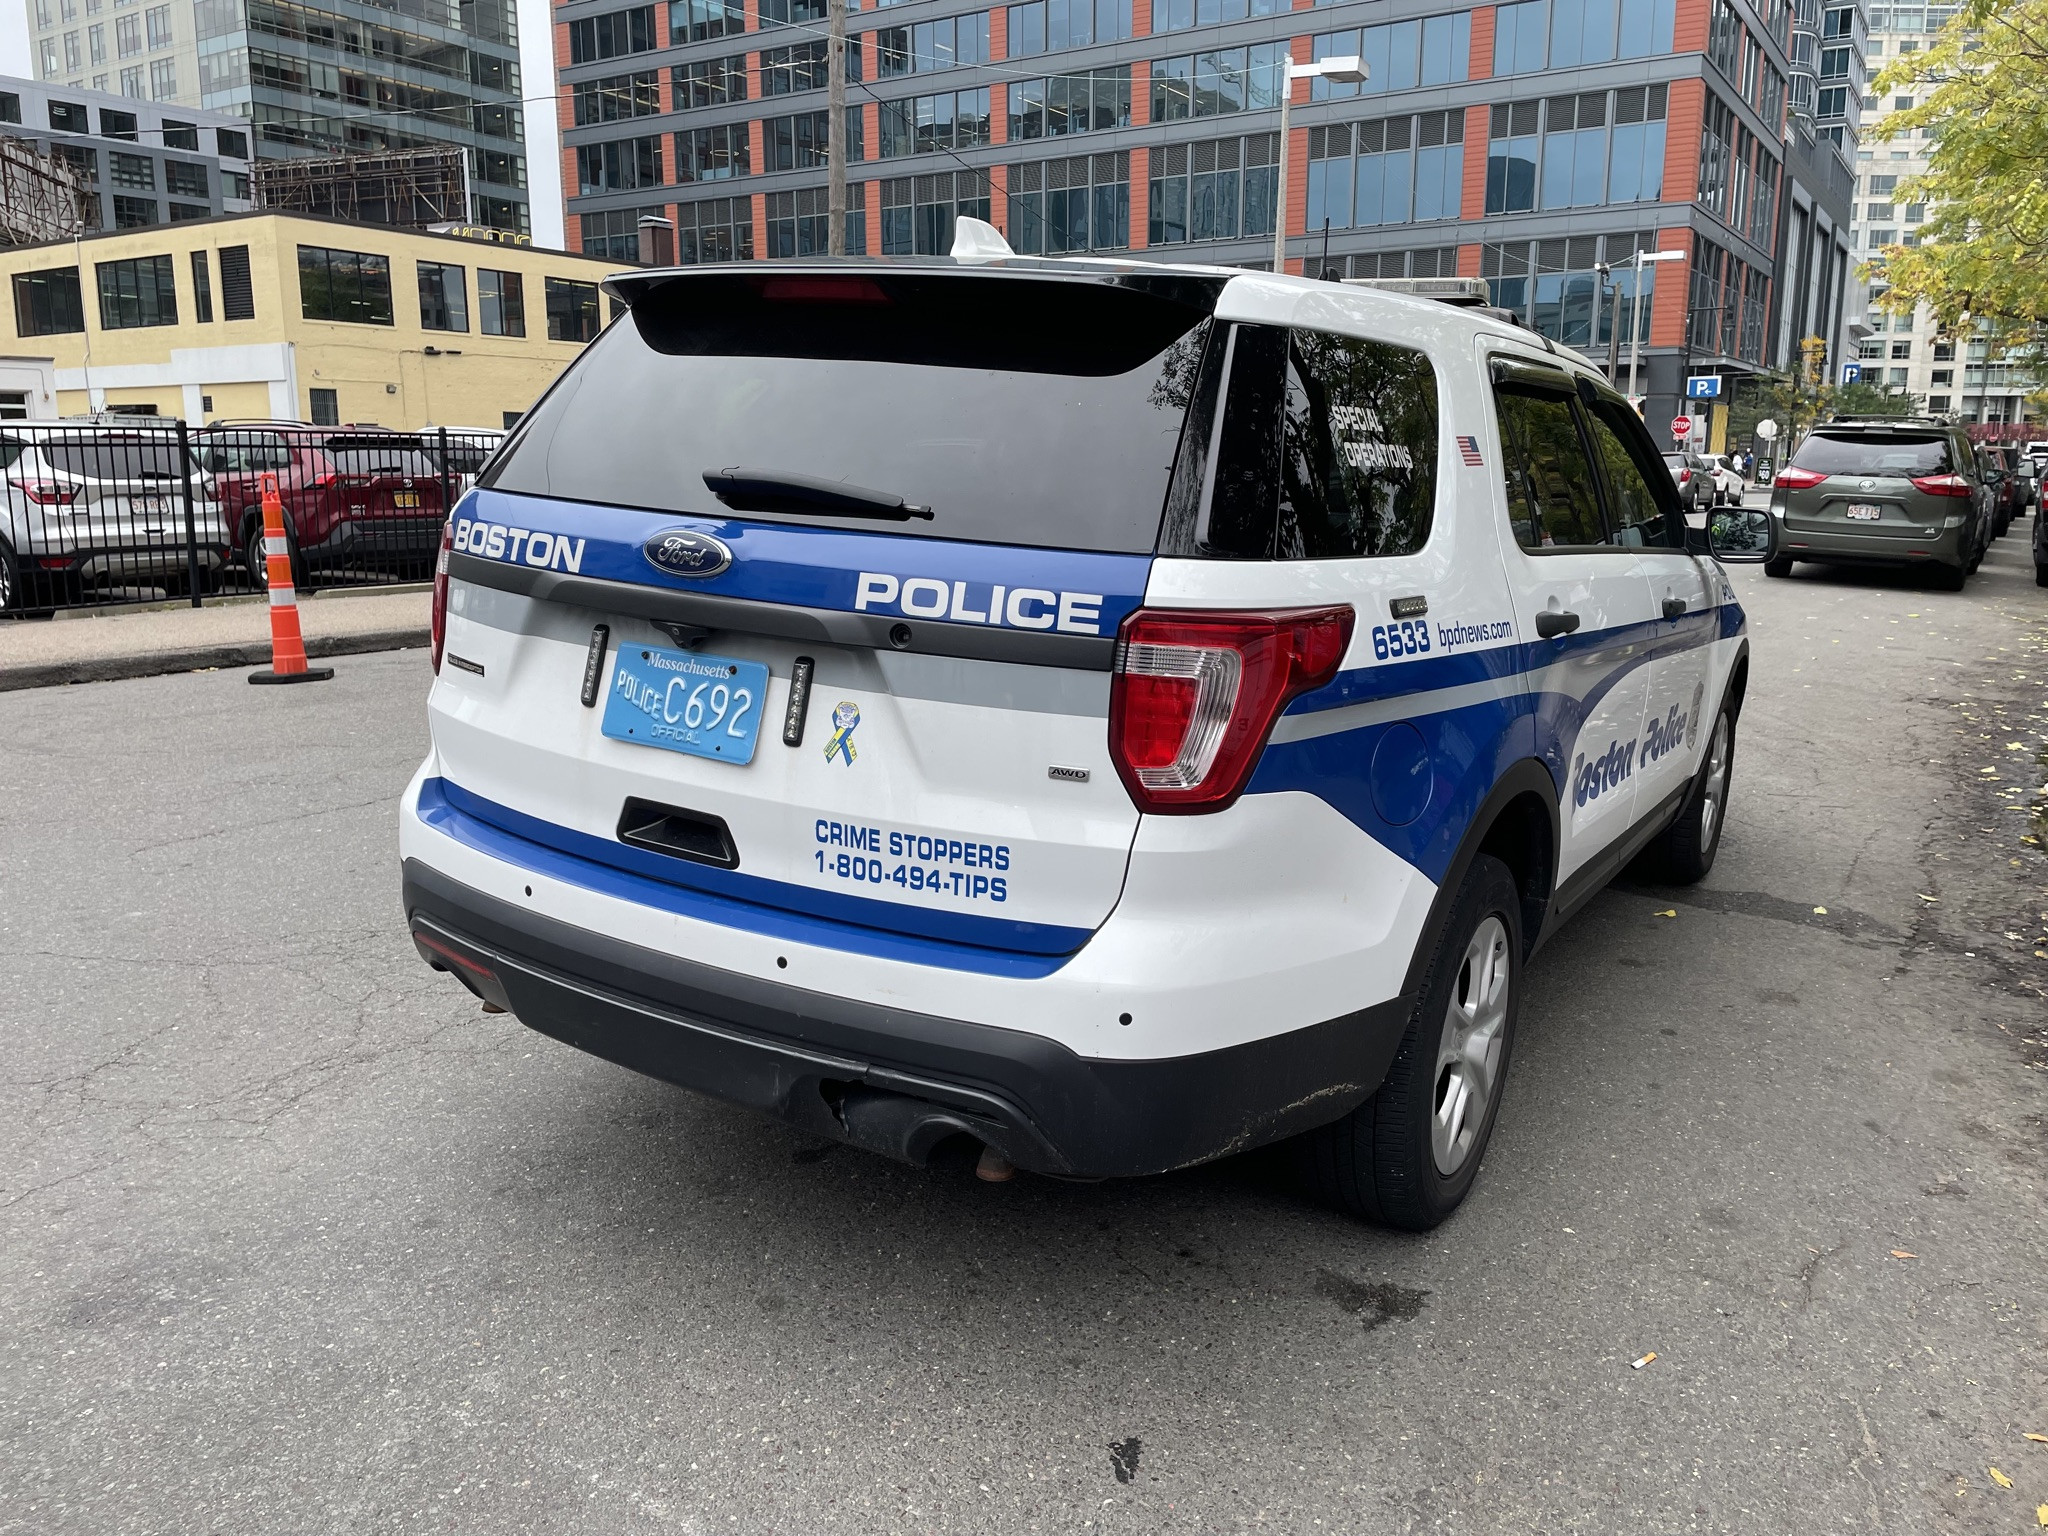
[1371,620,1432,660]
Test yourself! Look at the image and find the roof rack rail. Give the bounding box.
[1342,275,1530,328]
[1821,412,1953,426]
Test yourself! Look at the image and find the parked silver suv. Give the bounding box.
[1767,417,1990,590]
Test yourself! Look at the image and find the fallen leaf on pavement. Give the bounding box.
[2026,1433,2048,1444]
[1891,1250,1918,1259]
[1656,909,1676,918]
[2035,1504,2046,1527]
[1814,906,1828,914]
[1919,894,1940,903]
[1991,1467,2014,1489]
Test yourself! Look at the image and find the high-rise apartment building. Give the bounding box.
[1849,0,2030,423]
[23,0,531,233]
[557,0,1853,437]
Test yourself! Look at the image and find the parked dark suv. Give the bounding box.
[1768,416,1991,589]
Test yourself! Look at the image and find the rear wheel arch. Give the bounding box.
[1400,760,1560,997]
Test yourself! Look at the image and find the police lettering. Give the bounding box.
[854,572,1104,635]
[1640,704,1691,765]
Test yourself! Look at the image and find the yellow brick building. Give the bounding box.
[0,212,633,427]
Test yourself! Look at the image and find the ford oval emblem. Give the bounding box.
[643,528,732,579]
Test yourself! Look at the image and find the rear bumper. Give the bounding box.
[402,856,1410,1179]
[1776,522,1967,566]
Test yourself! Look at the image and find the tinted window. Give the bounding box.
[328,447,439,478]
[485,271,1217,554]
[1199,324,1437,559]
[1587,400,1678,546]
[199,434,291,472]
[1791,431,1952,476]
[1496,387,1604,548]
[41,440,193,480]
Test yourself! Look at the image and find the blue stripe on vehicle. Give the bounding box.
[452,488,1152,638]
[417,777,1088,976]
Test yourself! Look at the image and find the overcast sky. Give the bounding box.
[0,3,566,247]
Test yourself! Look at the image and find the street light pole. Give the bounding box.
[1271,54,1363,275]
[1627,248,1685,412]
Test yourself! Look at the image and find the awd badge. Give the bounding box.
[823,701,861,766]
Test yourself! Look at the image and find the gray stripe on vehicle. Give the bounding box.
[1270,676,1526,744]
[451,579,1110,717]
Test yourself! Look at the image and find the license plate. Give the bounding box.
[601,644,768,765]
[131,495,166,516]
[393,491,420,509]
[1845,503,1881,520]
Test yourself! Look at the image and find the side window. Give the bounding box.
[1196,323,1439,559]
[1586,400,1678,547]
[1276,329,1438,559]
[1495,385,1606,549]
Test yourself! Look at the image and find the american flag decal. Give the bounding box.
[1456,435,1485,467]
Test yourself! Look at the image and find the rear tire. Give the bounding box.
[1644,700,1735,885]
[1763,556,1794,578]
[0,541,19,614]
[1297,854,1522,1231]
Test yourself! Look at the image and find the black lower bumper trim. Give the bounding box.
[401,858,1411,1179]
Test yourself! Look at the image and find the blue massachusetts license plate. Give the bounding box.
[601,644,769,765]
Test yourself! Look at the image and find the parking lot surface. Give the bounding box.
[3,525,2045,1534]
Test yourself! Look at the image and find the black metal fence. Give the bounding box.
[0,421,504,616]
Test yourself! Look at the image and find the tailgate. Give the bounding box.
[431,491,1150,958]
[1783,474,1941,535]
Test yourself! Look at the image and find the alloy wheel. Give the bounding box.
[1431,914,1512,1176]
[1699,713,1731,848]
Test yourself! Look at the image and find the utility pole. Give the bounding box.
[827,0,847,255]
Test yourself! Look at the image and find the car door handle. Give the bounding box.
[1535,610,1581,638]
[1662,596,1687,620]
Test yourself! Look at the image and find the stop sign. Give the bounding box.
[1671,416,1693,438]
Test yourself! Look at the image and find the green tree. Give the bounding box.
[1866,0,2048,339]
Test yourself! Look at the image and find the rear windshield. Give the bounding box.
[38,440,193,480]
[481,270,1218,553]
[328,447,439,478]
[1661,454,1687,467]
[1791,431,1952,476]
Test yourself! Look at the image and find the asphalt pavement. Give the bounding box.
[2,518,2045,1534]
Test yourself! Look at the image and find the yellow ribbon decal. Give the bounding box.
[823,701,860,766]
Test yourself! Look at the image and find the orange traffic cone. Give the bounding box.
[248,471,333,685]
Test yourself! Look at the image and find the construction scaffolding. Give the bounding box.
[0,135,95,247]
[253,147,468,230]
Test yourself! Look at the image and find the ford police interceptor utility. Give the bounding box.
[400,230,1772,1230]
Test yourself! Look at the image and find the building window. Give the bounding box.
[763,37,863,93]
[758,0,825,23]
[479,269,525,336]
[1889,340,1910,359]
[112,194,157,226]
[298,245,394,325]
[222,169,248,200]
[190,249,213,322]
[878,14,989,74]
[669,0,741,42]
[766,182,867,255]
[579,205,663,260]
[1012,153,1130,250]
[573,70,660,124]
[167,201,207,220]
[569,6,655,63]
[119,65,143,96]
[161,118,196,149]
[218,244,253,319]
[1007,0,1131,53]
[48,99,89,133]
[11,266,86,336]
[1868,227,1895,247]
[165,160,206,197]
[114,13,139,54]
[107,150,154,187]
[674,196,754,262]
[1929,368,1952,385]
[144,3,169,45]
[545,277,602,341]
[418,261,468,332]
[1493,0,1674,73]
[1903,202,1925,223]
[1485,100,1538,214]
[1927,393,1950,411]
[880,90,991,156]
[310,387,339,426]
[216,126,247,158]
[1307,111,1463,233]
[0,93,17,125]
[96,253,178,328]
[673,54,746,109]
[576,135,662,193]
[676,122,750,181]
[882,169,992,253]
[1009,68,1126,139]
[65,30,81,71]
[88,22,105,62]
[1148,136,1273,244]
[100,105,137,139]
[1150,48,1282,120]
[1310,14,1470,98]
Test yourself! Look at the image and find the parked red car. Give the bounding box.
[195,422,450,589]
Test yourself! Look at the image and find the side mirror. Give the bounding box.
[1686,505,1775,564]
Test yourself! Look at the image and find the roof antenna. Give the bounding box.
[950,216,1013,264]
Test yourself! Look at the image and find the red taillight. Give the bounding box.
[1909,472,1972,498]
[1108,606,1354,813]
[430,518,453,673]
[8,477,78,505]
[1773,465,1826,490]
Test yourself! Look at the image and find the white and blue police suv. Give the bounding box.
[401,234,1772,1230]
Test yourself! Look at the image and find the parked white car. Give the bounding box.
[0,428,233,610]
[1698,453,1744,505]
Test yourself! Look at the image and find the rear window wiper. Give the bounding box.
[703,468,933,522]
